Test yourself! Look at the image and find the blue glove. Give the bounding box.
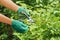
[17,7,30,16]
[11,20,28,33]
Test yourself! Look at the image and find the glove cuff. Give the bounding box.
[17,7,24,14]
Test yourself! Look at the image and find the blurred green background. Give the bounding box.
[0,0,60,40]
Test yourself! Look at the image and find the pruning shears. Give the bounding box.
[20,11,34,23]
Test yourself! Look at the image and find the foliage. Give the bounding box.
[0,0,60,40]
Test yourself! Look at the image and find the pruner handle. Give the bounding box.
[21,11,34,23]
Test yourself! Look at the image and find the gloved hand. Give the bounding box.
[17,7,30,16]
[11,20,28,33]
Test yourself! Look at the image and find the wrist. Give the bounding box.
[14,6,20,12]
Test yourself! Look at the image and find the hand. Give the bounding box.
[17,7,30,16]
[11,20,28,33]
